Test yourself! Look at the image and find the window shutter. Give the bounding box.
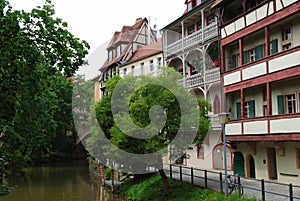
[277,95,284,114]
[255,45,263,60]
[231,54,236,68]
[236,102,241,119]
[243,51,247,64]
[271,39,278,55]
[249,100,255,118]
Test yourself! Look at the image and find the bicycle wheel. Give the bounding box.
[239,184,244,195]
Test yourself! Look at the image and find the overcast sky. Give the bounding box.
[8,0,186,80]
[9,0,185,54]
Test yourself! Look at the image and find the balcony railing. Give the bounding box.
[164,23,218,57]
[179,67,220,88]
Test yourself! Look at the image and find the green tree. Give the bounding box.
[87,67,211,192]
[0,0,89,169]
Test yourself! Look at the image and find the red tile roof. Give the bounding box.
[126,38,162,63]
[100,18,147,71]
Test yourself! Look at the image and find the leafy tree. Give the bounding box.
[87,67,211,192]
[0,0,89,169]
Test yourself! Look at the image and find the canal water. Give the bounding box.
[1,160,123,201]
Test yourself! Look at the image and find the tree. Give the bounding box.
[0,0,89,168]
[87,67,211,192]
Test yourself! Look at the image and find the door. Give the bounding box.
[234,152,245,177]
[249,155,256,178]
[267,148,278,179]
[213,145,232,170]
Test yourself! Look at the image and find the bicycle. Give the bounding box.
[226,174,244,195]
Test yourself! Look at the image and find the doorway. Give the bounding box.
[233,152,245,177]
[246,154,256,178]
[267,147,278,179]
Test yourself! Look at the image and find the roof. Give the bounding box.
[100,18,147,72]
[126,38,162,64]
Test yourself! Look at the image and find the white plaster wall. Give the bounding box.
[226,123,242,135]
[270,118,300,133]
[271,77,300,115]
[235,18,245,32]
[244,120,268,134]
[119,53,163,77]
[186,130,222,170]
[225,23,235,36]
[224,71,241,86]
[236,141,300,185]
[242,63,266,80]
[283,0,298,7]
[256,4,268,21]
[246,11,257,26]
[276,0,283,11]
[269,51,300,73]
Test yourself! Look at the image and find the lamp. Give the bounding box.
[218,112,229,197]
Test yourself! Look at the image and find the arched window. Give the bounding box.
[213,95,220,114]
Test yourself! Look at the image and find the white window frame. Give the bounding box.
[149,60,154,71]
[285,93,297,114]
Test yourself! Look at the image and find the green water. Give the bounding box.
[1,161,122,201]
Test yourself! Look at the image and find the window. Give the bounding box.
[296,147,300,169]
[230,54,240,69]
[197,146,204,159]
[282,26,292,50]
[248,49,256,62]
[149,60,154,71]
[131,65,135,75]
[122,68,127,76]
[207,16,215,26]
[277,93,297,114]
[286,94,296,114]
[236,100,255,119]
[197,22,202,30]
[283,43,292,51]
[282,27,292,41]
[157,57,162,67]
[116,45,121,58]
[246,100,255,118]
[108,50,113,61]
[188,25,195,35]
[141,62,144,75]
[270,39,278,55]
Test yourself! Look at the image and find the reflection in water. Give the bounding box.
[1,160,123,201]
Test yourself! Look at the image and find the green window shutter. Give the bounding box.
[231,55,236,68]
[277,95,284,114]
[243,51,247,64]
[236,102,241,119]
[255,45,263,60]
[271,39,278,55]
[249,100,255,118]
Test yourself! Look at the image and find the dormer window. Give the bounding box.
[108,50,113,62]
[116,45,121,58]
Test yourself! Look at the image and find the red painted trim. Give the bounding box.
[241,89,245,118]
[212,143,233,170]
[222,46,300,93]
[265,26,270,57]
[220,1,300,46]
[239,39,244,67]
[266,82,272,116]
[227,133,300,141]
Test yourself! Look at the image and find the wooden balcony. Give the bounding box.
[179,67,220,88]
[208,114,221,130]
[164,23,218,57]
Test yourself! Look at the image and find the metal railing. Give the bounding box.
[165,164,300,201]
[164,23,218,57]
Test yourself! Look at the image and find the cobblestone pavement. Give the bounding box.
[163,165,300,201]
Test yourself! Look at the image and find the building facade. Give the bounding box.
[161,0,229,170]
[215,0,300,184]
[96,17,157,101]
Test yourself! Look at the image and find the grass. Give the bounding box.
[119,173,257,201]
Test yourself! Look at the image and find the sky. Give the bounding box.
[8,0,186,79]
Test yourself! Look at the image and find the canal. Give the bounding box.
[1,160,123,201]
